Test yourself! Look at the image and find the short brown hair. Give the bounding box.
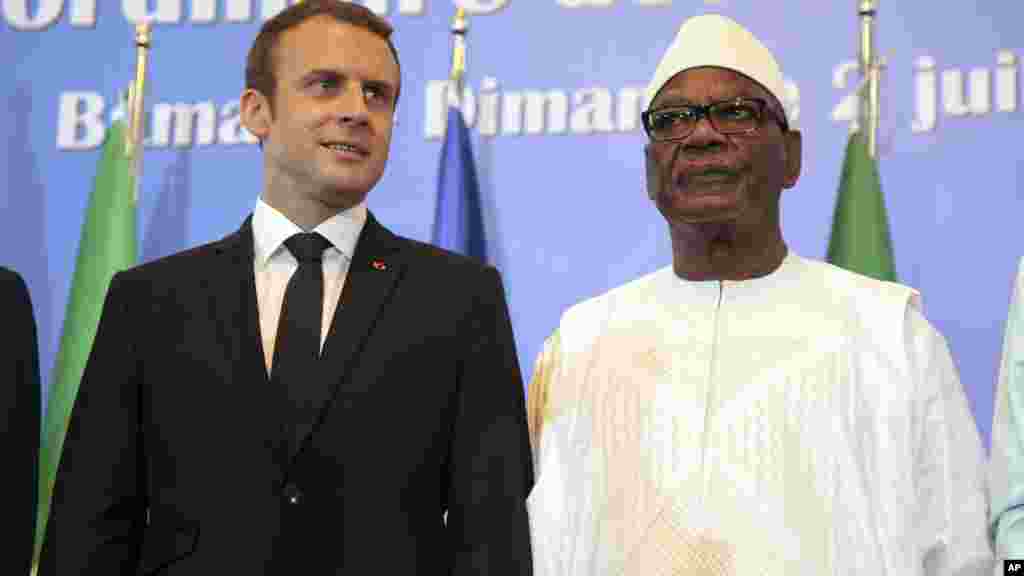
[245,0,401,111]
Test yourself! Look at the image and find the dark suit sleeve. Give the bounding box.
[0,268,40,576]
[446,266,534,575]
[39,272,146,575]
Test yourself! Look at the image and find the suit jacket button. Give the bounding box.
[282,483,303,505]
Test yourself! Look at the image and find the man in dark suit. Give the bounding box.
[39,2,533,574]
[1,266,40,576]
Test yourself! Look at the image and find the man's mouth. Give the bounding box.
[320,141,369,157]
[676,167,741,188]
[690,170,736,183]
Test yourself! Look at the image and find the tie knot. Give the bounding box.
[284,233,332,264]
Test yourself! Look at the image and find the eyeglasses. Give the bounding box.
[641,97,788,142]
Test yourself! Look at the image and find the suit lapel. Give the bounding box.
[209,218,289,470]
[287,213,405,462]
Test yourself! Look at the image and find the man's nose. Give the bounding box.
[682,115,728,152]
[332,81,370,125]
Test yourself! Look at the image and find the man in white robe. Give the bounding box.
[526,13,992,576]
[990,257,1024,565]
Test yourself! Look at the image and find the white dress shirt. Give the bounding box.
[252,198,367,375]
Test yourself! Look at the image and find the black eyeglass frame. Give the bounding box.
[641,97,789,142]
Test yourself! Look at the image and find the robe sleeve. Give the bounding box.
[991,257,1024,568]
[527,330,579,576]
[527,332,560,473]
[908,307,994,576]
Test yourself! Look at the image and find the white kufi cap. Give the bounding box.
[646,14,788,123]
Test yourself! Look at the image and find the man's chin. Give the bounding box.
[315,182,373,209]
[319,162,382,190]
[320,172,381,195]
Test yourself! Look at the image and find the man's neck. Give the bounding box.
[261,175,358,232]
[261,194,339,232]
[669,221,787,282]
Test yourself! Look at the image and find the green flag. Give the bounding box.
[825,131,897,282]
[35,120,137,561]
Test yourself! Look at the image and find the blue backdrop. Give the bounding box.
[3,0,1020,450]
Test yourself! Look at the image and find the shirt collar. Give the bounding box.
[665,249,801,301]
[252,198,368,268]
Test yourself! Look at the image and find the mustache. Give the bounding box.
[660,143,745,187]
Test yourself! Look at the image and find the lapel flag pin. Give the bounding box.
[371,260,387,271]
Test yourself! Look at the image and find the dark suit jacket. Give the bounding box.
[1,266,41,576]
[39,214,534,575]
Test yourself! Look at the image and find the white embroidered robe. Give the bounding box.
[527,253,992,576]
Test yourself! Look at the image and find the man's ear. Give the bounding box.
[644,144,660,201]
[240,89,272,142]
[782,129,802,189]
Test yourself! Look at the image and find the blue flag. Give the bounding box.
[432,105,486,261]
